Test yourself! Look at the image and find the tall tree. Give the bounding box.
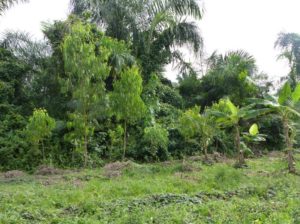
[199,50,260,107]
[62,22,111,167]
[71,0,203,80]
[110,66,146,160]
[275,32,300,88]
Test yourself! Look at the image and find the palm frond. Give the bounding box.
[155,21,202,52]
[150,0,203,19]
[172,50,197,75]
[0,0,28,14]
[1,31,50,65]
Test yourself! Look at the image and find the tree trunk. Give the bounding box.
[235,125,245,166]
[283,118,296,173]
[84,131,88,168]
[41,140,45,162]
[83,112,88,168]
[122,120,127,161]
[204,144,208,160]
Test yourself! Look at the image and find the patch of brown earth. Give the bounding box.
[3,170,26,179]
[35,165,63,176]
[103,161,132,178]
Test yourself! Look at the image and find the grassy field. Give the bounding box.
[0,153,300,224]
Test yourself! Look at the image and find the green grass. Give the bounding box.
[0,154,300,223]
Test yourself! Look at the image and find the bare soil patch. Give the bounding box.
[3,170,26,179]
[35,165,63,176]
[103,161,132,178]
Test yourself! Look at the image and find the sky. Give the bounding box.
[1,0,300,83]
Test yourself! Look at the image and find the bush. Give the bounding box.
[141,124,169,161]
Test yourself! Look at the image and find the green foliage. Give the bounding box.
[249,123,259,136]
[25,108,56,162]
[179,106,216,156]
[253,82,300,172]
[210,98,271,165]
[198,51,261,107]
[108,125,124,159]
[62,21,115,166]
[110,65,146,159]
[178,73,202,108]
[178,106,202,139]
[111,66,146,124]
[2,1,300,174]
[142,124,169,161]
[71,0,203,79]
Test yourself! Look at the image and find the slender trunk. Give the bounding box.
[83,112,88,168]
[122,120,127,161]
[84,130,88,168]
[235,125,245,166]
[204,144,208,160]
[283,118,296,173]
[41,140,45,162]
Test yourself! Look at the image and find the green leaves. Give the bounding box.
[62,22,127,161]
[26,109,56,139]
[291,83,300,103]
[143,124,169,158]
[227,99,238,116]
[110,66,146,123]
[178,106,202,139]
[178,106,215,152]
[26,108,56,154]
[249,124,259,136]
[278,82,292,105]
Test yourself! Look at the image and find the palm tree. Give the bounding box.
[0,0,28,14]
[70,0,203,80]
[210,98,271,166]
[275,32,300,88]
[253,82,300,173]
[1,31,50,65]
[199,50,260,108]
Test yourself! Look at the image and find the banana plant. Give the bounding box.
[251,82,300,173]
[241,123,267,156]
[209,99,271,167]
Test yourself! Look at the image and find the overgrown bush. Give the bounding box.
[141,124,169,161]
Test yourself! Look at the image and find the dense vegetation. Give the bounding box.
[1,0,300,174]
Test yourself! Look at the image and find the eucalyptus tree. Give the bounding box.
[210,99,271,166]
[275,33,300,87]
[253,82,300,173]
[0,0,28,14]
[110,66,146,160]
[70,0,203,79]
[62,22,112,167]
